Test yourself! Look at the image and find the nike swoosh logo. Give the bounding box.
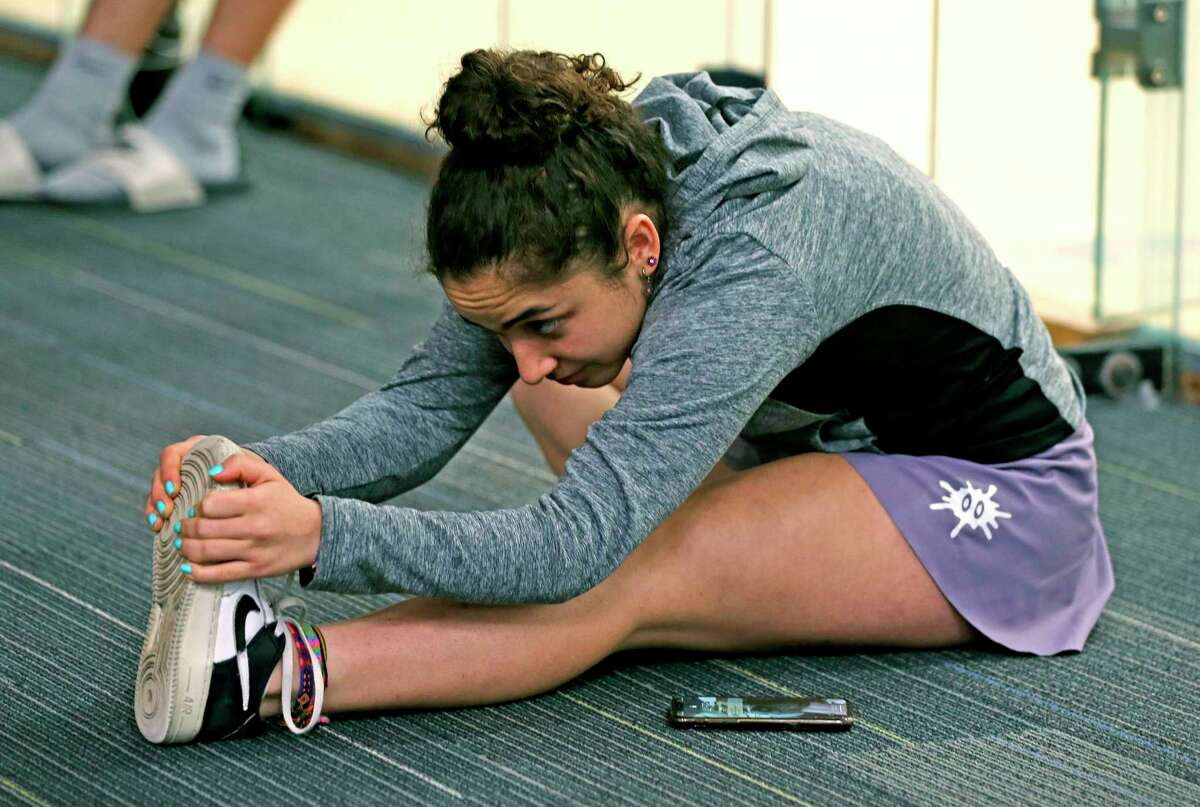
[234,594,262,713]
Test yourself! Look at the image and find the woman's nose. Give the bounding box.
[511,340,557,384]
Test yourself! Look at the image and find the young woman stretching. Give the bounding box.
[135,49,1113,743]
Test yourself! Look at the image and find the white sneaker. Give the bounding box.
[134,435,324,743]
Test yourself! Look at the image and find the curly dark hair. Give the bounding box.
[424,49,671,286]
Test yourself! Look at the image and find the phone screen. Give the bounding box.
[669,696,853,728]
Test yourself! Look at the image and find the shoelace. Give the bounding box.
[270,572,325,735]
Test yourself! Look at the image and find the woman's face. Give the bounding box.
[442,211,660,388]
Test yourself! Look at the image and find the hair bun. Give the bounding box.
[430,50,637,162]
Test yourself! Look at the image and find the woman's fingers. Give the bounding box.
[180,510,259,542]
[177,521,268,583]
[179,560,258,585]
[145,467,167,531]
[157,435,205,506]
[175,515,262,581]
[176,536,250,565]
[145,435,207,533]
[193,486,260,520]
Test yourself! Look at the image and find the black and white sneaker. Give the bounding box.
[135,435,324,743]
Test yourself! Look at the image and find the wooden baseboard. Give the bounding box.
[0,21,56,63]
[1181,371,1200,405]
[1041,315,1139,348]
[242,93,446,183]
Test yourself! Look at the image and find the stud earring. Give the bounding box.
[640,256,658,297]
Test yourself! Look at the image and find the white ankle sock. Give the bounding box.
[41,49,250,204]
[143,49,249,183]
[9,36,135,167]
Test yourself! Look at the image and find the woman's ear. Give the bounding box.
[625,211,661,276]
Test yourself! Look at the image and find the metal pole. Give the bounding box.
[929,0,940,179]
[1166,2,1188,399]
[497,0,510,49]
[726,0,736,66]
[1094,75,1109,323]
[762,0,773,86]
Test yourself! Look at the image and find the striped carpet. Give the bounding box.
[2,53,1199,806]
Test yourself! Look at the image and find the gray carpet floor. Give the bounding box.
[2,53,1199,806]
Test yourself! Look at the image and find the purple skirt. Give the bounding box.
[842,421,1113,655]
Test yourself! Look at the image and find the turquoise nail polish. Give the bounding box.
[180,563,192,575]
[165,480,175,495]
[156,500,166,515]
[173,522,181,535]
[188,507,195,518]
[148,513,158,526]
[207,464,223,477]
[174,538,182,550]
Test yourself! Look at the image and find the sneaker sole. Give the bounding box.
[135,435,243,744]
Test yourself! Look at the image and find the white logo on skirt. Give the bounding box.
[929,480,1012,540]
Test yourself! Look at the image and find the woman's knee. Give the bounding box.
[507,377,538,414]
[511,358,631,435]
[509,377,621,475]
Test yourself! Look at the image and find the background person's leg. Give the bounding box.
[4,0,170,172]
[258,451,973,719]
[80,0,175,57]
[42,0,294,204]
[200,0,294,67]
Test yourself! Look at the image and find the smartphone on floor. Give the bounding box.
[667,695,854,730]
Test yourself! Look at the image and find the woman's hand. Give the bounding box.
[176,450,322,584]
[145,435,207,531]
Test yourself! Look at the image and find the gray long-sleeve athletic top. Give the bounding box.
[244,72,1085,603]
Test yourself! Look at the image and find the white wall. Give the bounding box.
[768,0,1197,332]
[771,0,1098,320]
[936,0,1100,321]
[769,0,934,174]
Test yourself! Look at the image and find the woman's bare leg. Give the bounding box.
[258,370,972,718]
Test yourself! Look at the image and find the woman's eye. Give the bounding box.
[531,319,562,336]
